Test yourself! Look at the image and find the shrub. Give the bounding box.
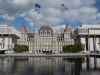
[14,44,29,53]
[63,42,85,53]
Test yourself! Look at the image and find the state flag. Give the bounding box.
[35,4,41,8]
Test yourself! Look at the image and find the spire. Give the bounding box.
[64,24,72,32]
[22,23,27,32]
[19,23,28,32]
[65,24,69,29]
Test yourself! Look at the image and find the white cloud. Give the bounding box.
[41,7,61,18]
[64,6,97,23]
[52,24,66,33]
[0,14,14,22]
[0,0,99,32]
[80,7,97,14]
[81,0,95,6]
[97,13,100,18]
[19,13,26,17]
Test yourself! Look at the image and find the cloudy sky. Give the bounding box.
[0,0,100,33]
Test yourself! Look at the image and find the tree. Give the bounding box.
[63,45,67,52]
[63,42,85,53]
[24,45,29,51]
[76,42,85,52]
[14,44,29,53]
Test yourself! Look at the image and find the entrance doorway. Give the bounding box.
[42,50,52,54]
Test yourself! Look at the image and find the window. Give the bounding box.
[24,34,26,37]
[2,28,5,33]
[40,30,43,35]
[22,29,23,32]
[68,34,70,36]
[67,29,69,32]
[41,32,42,34]
[48,30,51,35]
[48,32,50,34]
[44,30,47,35]
[39,38,41,40]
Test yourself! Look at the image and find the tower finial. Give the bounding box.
[23,22,24,25]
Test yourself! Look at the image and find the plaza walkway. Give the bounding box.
[0,53,100,57]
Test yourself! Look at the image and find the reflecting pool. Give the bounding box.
[0,57,100,75]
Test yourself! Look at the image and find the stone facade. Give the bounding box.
[17,24,74,54]
[73,24,100,52]
[0,24,21,53]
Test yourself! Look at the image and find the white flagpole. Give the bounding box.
[61,4,63,53]
[33,2,35,54]
[34,3,36,33]
[61,5,62,35]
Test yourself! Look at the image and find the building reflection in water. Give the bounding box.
[29,57,64,75]
[0,57,100,75]
[64,58,85,75]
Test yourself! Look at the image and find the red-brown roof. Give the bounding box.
[19,23,28,32]
[64,24,72,32]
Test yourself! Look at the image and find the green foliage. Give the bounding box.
[76,42,85,51]
[14,58,28,62]
[14,44,29,53]
[63,45,67,52]
[64,58,85,64]
[63,42,85,53]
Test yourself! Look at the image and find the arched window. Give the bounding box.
[40,30,43,35]
[44,30,47,35]
[67,29,69,32]
[48,30,51,35]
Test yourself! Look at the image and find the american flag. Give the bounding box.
[61,4,67,9]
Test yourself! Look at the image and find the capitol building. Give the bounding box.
[1,23,100,54]
[17,24,74,54]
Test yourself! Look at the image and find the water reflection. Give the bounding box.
[0,57,100,75]
[64,58,85,75]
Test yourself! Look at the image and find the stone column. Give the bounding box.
[94,36,96,52]
[2,38,4,49]
[1,35,3,49]
[1,38,3,49]
[88,35,90,51]
[0,38,1,50]
[99,38,100,51]
[93,35,96,52]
